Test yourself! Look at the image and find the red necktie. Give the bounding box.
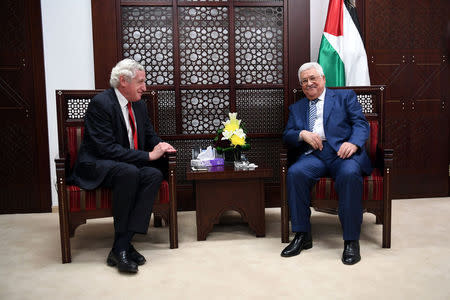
[127,102,138,150]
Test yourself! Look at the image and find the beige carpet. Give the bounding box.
[1,197,449,300]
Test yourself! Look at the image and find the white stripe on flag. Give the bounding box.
[323,4,370,86]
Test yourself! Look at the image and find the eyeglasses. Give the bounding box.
[300,75,321,86]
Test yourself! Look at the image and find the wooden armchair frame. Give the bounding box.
[280,85,393,248]
[55,90,178,263]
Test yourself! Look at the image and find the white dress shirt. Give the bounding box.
[299,88,327,141]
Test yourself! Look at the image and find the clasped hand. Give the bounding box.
[300,130,323,151]
[301,130,357,159]
[149,142,177,161]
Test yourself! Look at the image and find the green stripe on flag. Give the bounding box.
[318,35,345,87]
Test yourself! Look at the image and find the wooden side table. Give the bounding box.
[186,165,273,241]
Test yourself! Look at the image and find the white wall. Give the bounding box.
[310,0,329,62]
[41,0,95,206]
[40,1,328,206]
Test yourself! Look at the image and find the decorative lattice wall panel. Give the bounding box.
[118,1,287,200]
[121,6,174,85]
[179,7,229,85]
[235,7,284,84]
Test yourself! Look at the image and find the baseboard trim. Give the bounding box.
[52,206,58,213]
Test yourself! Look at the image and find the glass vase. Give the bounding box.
[224,148,241,164]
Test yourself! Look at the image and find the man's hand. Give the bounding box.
[337,142,358,159]
[300,130,323,151]
[149,142,177,161]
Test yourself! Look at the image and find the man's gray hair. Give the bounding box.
[298,62,325,80]
[109,58,145,88]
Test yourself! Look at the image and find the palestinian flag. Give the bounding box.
[318,0,370,87]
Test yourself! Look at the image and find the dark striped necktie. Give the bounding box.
[309,99,319,132]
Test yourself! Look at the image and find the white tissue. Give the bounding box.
[197,146,215,161]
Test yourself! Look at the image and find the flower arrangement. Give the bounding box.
[213,112,250,157]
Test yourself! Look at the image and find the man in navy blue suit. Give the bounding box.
[281,62,372,265]
[71,59,176,273]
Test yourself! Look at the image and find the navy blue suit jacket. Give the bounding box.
[70,88,162,190]
[283,88,372,175]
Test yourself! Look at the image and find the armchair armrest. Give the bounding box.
[280,145,288,169]
[280,145,289,243]
[382,148,393,248]
[166,152,177,171]
[165,151,178,249]
[383,148,394,171]
[55,157,71,262]
[55,157,66,178]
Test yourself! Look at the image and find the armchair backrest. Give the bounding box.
[291,86,385,166]
[330,86,385,166]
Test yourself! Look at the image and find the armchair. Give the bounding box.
[55,90,178,263]
[280,86,393,248]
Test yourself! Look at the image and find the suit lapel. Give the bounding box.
[299,98,309,129]
[109,89,127,131]
[109,89,131,148]
[323,88,335,128]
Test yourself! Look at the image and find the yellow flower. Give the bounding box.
[224,122,239,132]
[230,134,246,147]
[223,112,241,132]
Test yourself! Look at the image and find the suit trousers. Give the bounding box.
[102,161,163,234]
[286,142,363,240]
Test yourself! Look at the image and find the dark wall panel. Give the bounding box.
[0,0,51,213]
[366,0,449,198]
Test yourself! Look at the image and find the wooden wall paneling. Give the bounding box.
[355,0,365,42]
[366,0,449,198]
[368,51,410,197]
[369,51,448,198]
[91,0,119,88]
[286,0,309,122]
[0,0,51,213]
[29,0,51,211]
[408,52,448,195]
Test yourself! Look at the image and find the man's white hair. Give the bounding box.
[298,62,325,80]
[109,58,145,88]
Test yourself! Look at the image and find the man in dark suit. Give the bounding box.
[70,59,176,273]
[281,62,372,265]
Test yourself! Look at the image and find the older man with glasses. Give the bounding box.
[281,62,372,265]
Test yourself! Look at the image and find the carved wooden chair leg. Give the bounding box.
[376,215,382,224]
[169,191,178,249]
[382,198,392,248]
[153,213,163,227]
[57,187,71,263]
[281,202,290,243]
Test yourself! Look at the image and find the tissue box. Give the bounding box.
[208,158,224,166]
[191,158,224,167]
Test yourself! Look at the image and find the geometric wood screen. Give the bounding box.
[118,0,288,192]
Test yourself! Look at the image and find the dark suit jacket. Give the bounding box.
[70,88,162,190]
[283,88,372,175]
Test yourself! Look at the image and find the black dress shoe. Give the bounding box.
[281,232,313,257]
[128,244,146,266]
[342,240,361,265]
[107,250,138,273]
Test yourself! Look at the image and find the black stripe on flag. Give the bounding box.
[344,0,363,41]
